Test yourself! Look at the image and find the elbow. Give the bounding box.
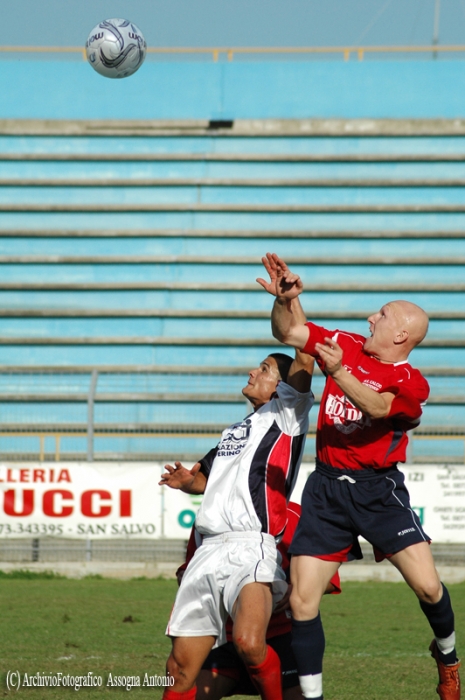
[272,326,296,347]
[366,406,390,420]
[271,324,286,343]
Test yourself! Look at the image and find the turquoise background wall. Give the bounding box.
[1,60,465,120]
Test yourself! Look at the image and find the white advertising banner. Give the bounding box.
[0,462,464,543]
[0,462,163,539]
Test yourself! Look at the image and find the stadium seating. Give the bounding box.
[0,118,464,462]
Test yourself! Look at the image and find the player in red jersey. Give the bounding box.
[176,503,341,700]
[257,253,460,700]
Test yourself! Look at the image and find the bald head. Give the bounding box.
[391,300,429,349]
[364,300,429,362]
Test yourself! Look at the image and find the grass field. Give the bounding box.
[0,571,463,699]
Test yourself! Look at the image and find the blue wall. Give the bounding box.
[1,60,465,120]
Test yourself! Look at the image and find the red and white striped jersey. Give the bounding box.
[195,382,313,538]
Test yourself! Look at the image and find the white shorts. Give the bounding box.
[166,531,288,647]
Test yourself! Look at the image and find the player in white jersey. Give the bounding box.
[160,304,314,700]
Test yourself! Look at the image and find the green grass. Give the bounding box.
[0,575,463,699]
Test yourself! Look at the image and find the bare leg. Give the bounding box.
[232,582,272,666]
[290,555,340,619]
[232,582,282,699]
[389,541,442,603]
[166,636,216,693]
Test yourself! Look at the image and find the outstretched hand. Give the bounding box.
[256,253,303,300]
[159,461,201,491]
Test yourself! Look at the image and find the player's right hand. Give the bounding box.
[159,461,201,491]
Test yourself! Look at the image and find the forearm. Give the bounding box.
[181,471,207,494]
[331,367,394,419]
[272,297,309,349]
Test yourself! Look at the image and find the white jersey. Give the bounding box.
[195,382,313,538]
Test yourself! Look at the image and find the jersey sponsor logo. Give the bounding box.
[363,379,382,390]
[325,393,371,434]
[217,418,252,457]
[357,365,370,374]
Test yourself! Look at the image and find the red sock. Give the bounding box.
[247,645,283,700]
[162,687,196,700]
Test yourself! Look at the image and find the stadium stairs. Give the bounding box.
[0,117,464,464]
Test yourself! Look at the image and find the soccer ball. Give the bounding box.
[85,18,147,79]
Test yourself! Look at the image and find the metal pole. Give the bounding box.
[432,0,441,59]
[86,369,98,462]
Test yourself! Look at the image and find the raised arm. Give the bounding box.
[257,253,310,349]
[287,347,315,394]
[284,292,314,393]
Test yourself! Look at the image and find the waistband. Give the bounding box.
[199,531,276,546]
[315,458,399,482]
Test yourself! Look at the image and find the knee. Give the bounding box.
[233,630,266,667]
[413,577,443,604]
[290,586,319,621]
[166,650,193,689]
[166,652,183,683]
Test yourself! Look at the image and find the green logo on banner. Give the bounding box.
[412,506,425,525]
[178,509,196,528]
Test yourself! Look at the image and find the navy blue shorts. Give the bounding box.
[201,631,298,695]
[290,460,430,562]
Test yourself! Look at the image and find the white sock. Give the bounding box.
[299,673,323,698]
[436,631,456,657]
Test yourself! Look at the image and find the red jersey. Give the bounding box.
[177,501,341,640]
[303,322,430,471]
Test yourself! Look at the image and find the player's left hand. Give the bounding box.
[314,338,343,375]
[257,252,303,299]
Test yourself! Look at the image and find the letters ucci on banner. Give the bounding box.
[0,463,163,539]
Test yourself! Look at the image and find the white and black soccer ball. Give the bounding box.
[85,19,147,79]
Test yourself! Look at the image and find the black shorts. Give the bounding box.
[290,460,430,562]
[201,631,298,695]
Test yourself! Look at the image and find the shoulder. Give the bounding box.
[394,363,430,398]
[395,363,429,387]
[333,330,366,348]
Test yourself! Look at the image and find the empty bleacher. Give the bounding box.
[0,118,464,463]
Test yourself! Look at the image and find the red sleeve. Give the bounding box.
[303,322,336,357]
[386,371,429,423]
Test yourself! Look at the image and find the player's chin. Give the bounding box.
[242,386,255,401]
[363,337,373,351]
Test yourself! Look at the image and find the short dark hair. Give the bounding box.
[268,353,293,383]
